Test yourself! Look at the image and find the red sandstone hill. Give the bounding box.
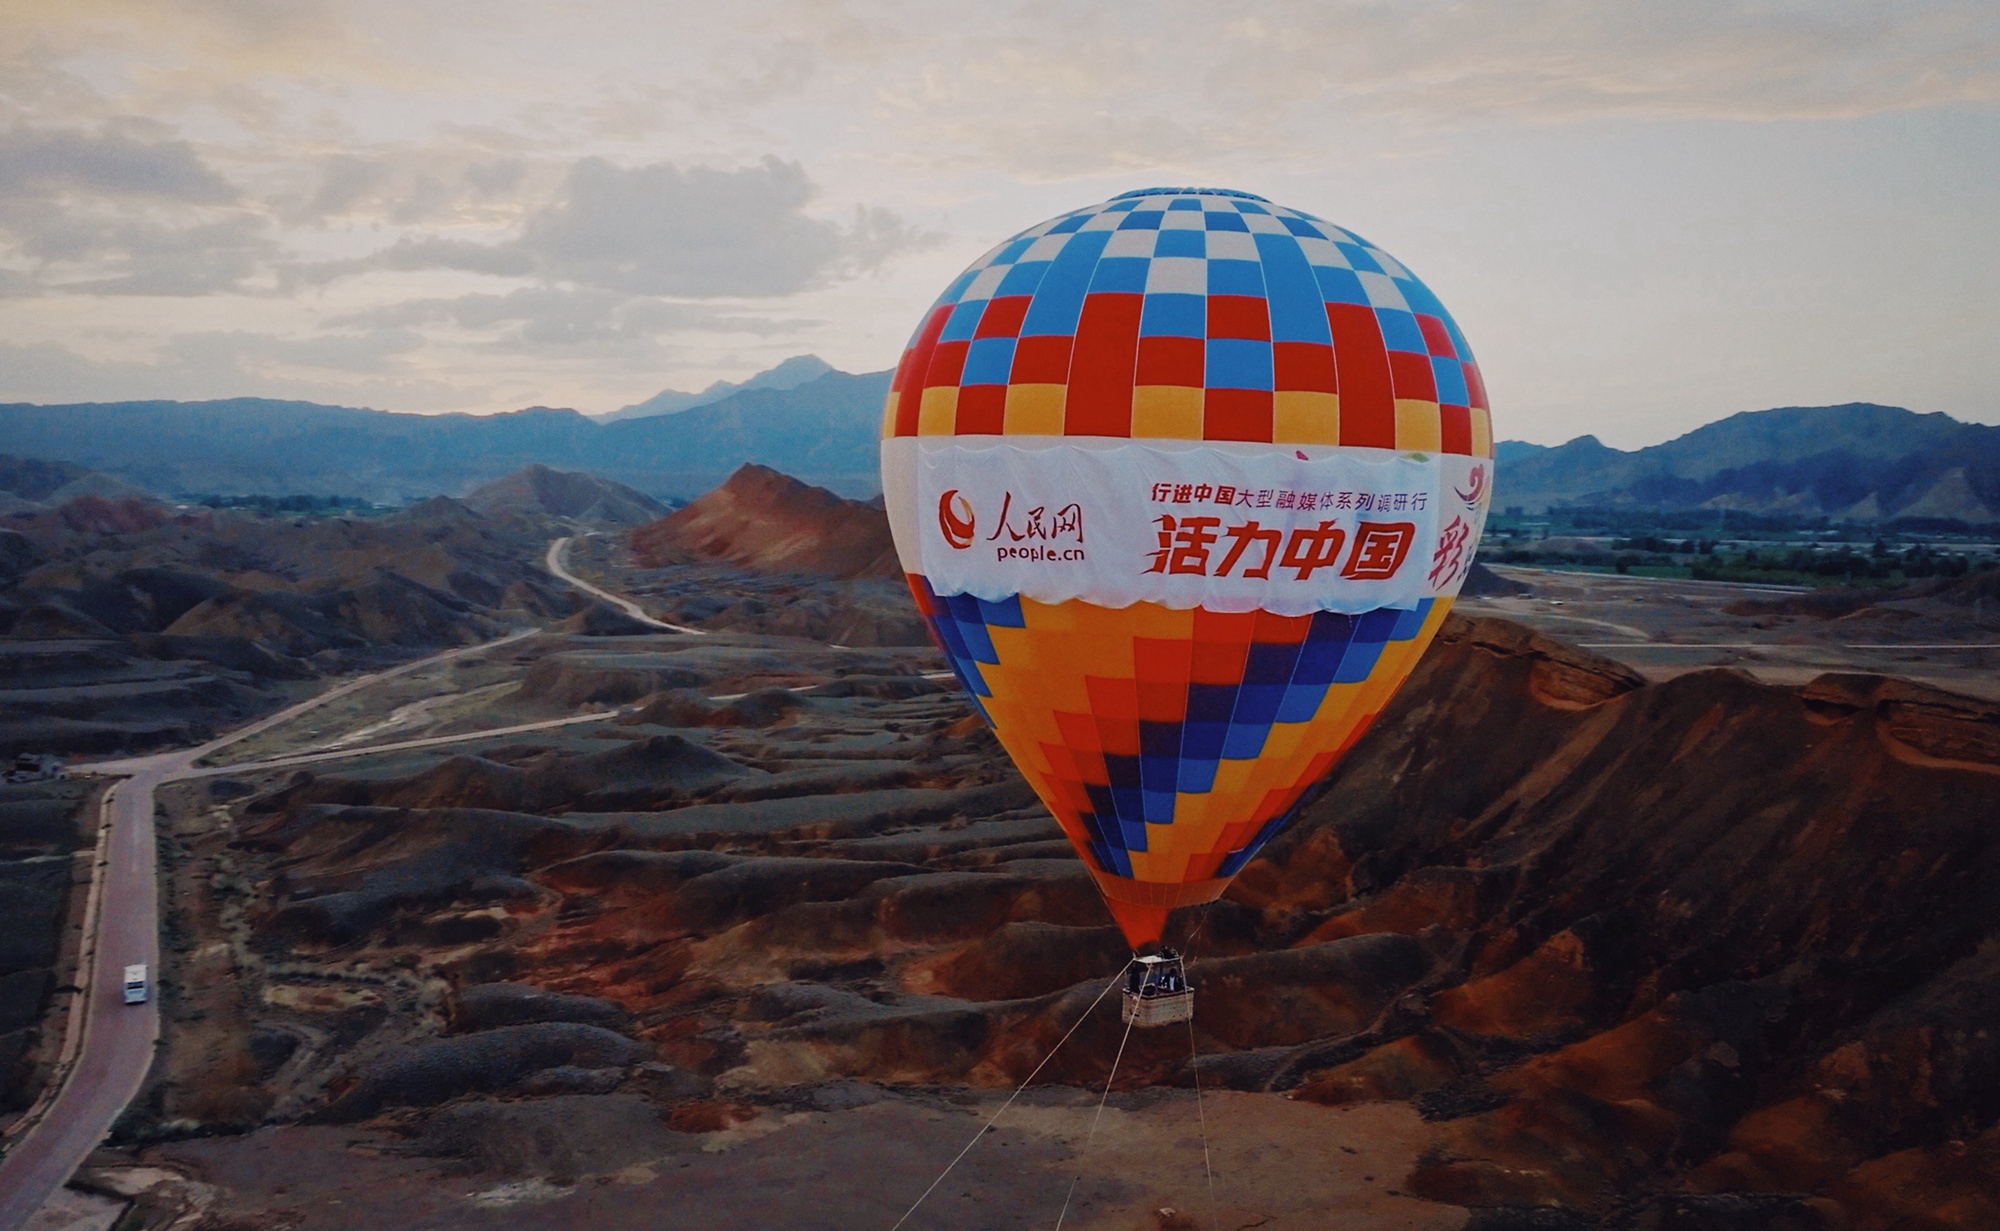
[629,463,897,580]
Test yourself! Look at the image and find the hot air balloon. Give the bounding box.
[880,188,1493,995]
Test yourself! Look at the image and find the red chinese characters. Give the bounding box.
[1340,521,1416,580]
[1146,514,1221,575]
[1218,521,1281,579]
[1428,514,1471,588]
[1146,516,1414,582]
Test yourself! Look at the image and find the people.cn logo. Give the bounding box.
[937,489,976,550]
[1456,464,1488,509]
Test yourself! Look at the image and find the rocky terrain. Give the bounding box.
[81,602,1998,1230]
[7,458,1991,1229]
[0,484,591,761]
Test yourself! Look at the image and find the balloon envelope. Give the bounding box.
[880,188,1494,948]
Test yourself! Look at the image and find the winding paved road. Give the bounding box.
[0,630,544,1228]
[545,536,705,634]
[0,773,158,1231]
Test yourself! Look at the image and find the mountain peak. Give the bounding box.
[631,462,897,580]
[464,464,665,526]
[598,355,838,423]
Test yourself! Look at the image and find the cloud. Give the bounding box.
[0,121,237,202]
[0,122,278,294]
[304,155,931,297]
[285,151,535,226]
[1203,0,2000,125]
[858,0,2000,177]
[334,285,804,354]
[520,156,840,296]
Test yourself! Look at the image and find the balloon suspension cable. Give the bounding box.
[889,969,1126,1231]
[1185,903,1218,1219]
[1054,1009,1137,1231]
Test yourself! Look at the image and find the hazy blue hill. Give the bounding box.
[0,369,893,503]
[1500,434,1646,505]
[1495,403,2000,522]
[1642,403,1974,480]
[586,369,887,495]
[0,398,601,499]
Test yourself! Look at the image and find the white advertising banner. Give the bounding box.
[883,436,1491,616]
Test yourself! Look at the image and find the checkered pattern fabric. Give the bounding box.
[908,576,1454,938]
[884,188,1492,457]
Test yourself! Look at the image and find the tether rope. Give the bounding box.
[1184,902,1218,1218]
[1188,1011,1217,1215]
[1054,1010,1138,1229]
[888,969,1125,1231]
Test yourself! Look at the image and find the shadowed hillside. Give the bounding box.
[0,495,582,758]
[134,614,2000,1229]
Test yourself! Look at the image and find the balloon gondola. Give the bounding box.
[1122,949,1193,1028]
[880,186,1494,964]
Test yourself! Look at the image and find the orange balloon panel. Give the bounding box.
[908,577,1454,947]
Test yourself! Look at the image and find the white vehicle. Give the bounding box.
[122,964,149,1005]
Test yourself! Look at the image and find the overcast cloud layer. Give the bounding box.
[0,0,1994,445]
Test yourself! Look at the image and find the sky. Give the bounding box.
[0,1,1995,448]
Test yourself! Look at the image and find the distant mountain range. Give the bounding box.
[1498,403,2000,523]
[0,367,890,503]
[0,378,1991,523]
[593,354,834,423]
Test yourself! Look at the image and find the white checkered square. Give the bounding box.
[1204,230,1259,261]
[1021,233,1071,262]
[962,263,1009,301]
[1241,212,1290,235]
[1296,237,1350,269]
[1101,228,1161,259]
[1145,257,1207,295]
[1370,250,1412,279]
[1159,209,1205,230]
[1358,271,1410,311]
